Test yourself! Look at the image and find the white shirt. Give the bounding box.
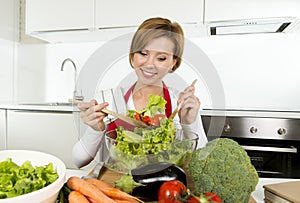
[72,86,208,168]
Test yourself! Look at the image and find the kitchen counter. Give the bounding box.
[0,103,78,112]
[1,103,300,118]
[65,168,300,203]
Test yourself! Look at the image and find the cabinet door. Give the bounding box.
[205,0,300,22]
[7,110,80,169]
[95,0,204,28]
[25,0,94,33]
[0,109,6,150]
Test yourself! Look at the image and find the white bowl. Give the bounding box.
[0,150,66,203]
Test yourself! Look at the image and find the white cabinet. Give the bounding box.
[95,0,204,28]
[0,109,6,150]
[22,0,204,42]
[7,110,80,169]
[24,0,94,33]
[205,0,300,22]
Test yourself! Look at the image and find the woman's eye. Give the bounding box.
[158,57,166,61]
[138,51,147,56]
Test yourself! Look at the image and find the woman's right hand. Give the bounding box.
[77,99,109,131]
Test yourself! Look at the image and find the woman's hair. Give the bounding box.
[129,17,184,72]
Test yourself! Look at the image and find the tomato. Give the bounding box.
[142,115,153,125]
[133,112,142,121]
[152,114,167,126]
[187,192,222,203]
[158,180,187,203]
[204,192,222,203]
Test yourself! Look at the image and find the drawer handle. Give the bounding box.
[242,145,297,153]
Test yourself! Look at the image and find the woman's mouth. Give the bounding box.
[140,68,157,78]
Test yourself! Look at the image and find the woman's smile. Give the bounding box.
[140,67,157,78]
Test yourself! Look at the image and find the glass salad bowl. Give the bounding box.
[105,129,198,173]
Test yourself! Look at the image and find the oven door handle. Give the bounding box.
[242,145,297,153]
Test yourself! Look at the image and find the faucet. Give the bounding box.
[61,58,84,101]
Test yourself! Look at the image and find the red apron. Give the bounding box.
[107,82,172,131]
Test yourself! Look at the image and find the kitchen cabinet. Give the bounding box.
[24,0,94,33]
[0,109,6,150]
[6,109,80,169]
[95,0,203,28]
[22,0,204,42]
[205,0,300,22]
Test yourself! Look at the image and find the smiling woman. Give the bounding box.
[72,17,208,169]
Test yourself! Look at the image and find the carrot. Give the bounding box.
[68,191,91,203]
[114,200,140,203]
[87,197,98,203]
[67,176,116,203]
[85,178,143,203]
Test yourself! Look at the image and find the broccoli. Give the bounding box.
[187,138,258,203]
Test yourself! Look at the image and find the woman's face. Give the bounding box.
[132,36,177,86]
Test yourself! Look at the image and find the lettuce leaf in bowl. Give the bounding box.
[0,158,58,199]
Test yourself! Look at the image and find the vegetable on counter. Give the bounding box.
[0,158,58,199]
[187,138,259,203]
[115,162,187,201]
[65,176,144,203]
[85,178,142,203]
[68,190,90,203]
[186,192,222,203]
[158,180,187,203]
[157,180,222,203]
[67,176,116,203]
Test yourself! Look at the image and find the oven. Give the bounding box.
[201,114,300,178]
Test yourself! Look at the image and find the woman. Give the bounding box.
[72,17,208,168]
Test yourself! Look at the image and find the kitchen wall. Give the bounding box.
[0,0,18,103]
[15,32,300,112]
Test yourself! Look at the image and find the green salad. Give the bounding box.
[0,158,58,199]
[108,95,195,171]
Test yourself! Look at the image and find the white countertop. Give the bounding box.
[1,103,300,118]
[0,103,77,112]
[65,169,300,203]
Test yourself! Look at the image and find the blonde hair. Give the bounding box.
[129,17,184,72]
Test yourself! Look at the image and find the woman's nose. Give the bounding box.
[144,55,155,67]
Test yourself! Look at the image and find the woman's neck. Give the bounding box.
[132,82,164,110]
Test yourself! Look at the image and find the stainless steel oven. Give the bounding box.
[201,114,300,178]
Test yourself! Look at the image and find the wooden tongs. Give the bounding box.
[69,99,148,128]
[70,79,197,129]
[101,108,148,128]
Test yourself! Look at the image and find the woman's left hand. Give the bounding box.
[177,84,201,124]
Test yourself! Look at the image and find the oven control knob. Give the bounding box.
[277,127,287,135]
[223,124,231,133]
[250,126,258,134]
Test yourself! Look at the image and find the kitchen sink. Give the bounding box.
[19,102,75,106]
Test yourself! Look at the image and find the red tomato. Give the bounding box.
[142,115,153,125]
[158,180,187,203]
[133,112,142,121]
[187,192,222,203]
[152,114,167,126]
[204,192,222,203]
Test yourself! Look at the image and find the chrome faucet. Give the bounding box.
[61,58,84,101]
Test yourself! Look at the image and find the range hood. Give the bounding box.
[208,17,300,35]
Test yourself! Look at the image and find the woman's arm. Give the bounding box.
[72,127,105,168]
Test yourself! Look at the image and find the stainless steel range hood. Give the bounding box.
[208,17,299,35]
